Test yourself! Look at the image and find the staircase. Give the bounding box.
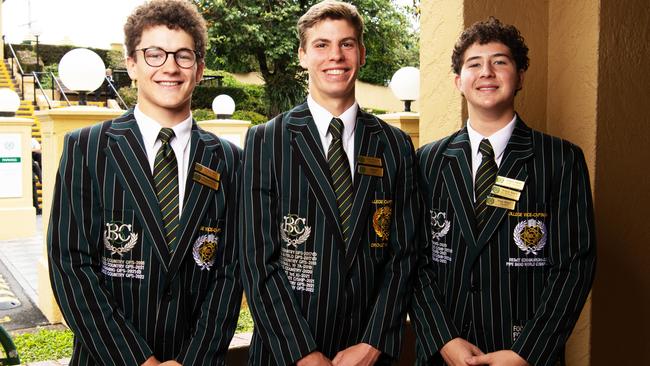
[1,60,43,213]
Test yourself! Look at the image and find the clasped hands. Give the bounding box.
[297,343,381,366]
[441,338,529,366]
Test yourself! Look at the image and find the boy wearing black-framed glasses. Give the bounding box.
[48,1,243,365]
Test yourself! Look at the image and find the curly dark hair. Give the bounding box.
[124,0,207,60]
[451,17,529,74]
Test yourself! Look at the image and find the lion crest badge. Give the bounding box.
[513,219,547,255]
[193,234,218,270]
[430,210,451,240]
[372,206,392,241]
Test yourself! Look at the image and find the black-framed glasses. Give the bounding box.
[135,47,200,69]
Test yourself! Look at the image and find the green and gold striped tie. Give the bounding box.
[154,128,179,249]
[475,138,497,228]
[327,117,353,244]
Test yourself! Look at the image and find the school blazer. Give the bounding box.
[410,118,596,366]
[48,110,243,365]
[240,102,418,365]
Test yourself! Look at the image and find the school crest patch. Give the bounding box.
[103,222,138,256]
[513,219,547,255]
[193,234,218,270]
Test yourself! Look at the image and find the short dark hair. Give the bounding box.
[124,0,207,60]
[298,0,365,48]
[451,17,529,74]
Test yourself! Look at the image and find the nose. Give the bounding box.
[160,53,180,73]
[329,46,344,61]
[480,62,495,78]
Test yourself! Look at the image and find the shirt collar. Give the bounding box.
[467,114,518,160]
[134,104,193,151]
[307,95,358,140]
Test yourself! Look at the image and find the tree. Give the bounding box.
[195,0,419,116]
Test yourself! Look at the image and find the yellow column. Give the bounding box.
[36,107,124,322]
[0,117,36,239]
[197,119,251,149]
[377,112,420,149]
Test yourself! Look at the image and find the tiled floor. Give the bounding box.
[0,215,42,306]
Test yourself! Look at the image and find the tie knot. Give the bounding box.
[328,118,344,140]
[479,139,494,158]
[158,128,175,144]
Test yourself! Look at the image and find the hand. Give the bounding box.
[159,362,182,366]
[440,338,484,366]
[332,343,380,366]
[465,350,529,366]
[141,356,160,366]
[297,351,333,366]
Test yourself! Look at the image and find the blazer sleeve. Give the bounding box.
[240,125,318,365]
[510,144,596,366]
[360,132,418,358]
[177,143,244,365]
[408,145,460,359]
[48,132,153,365]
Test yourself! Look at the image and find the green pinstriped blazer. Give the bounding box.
[240,102,419,365]
[410,118,596,366]
[48,110,243,365]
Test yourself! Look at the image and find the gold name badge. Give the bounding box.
[193,172,220,191]
[357,155,382,167]
[358,165,384,177]
[486,196,516,210]
[495,176,525,191]
[491,185,521,201]
[194,163,221,181]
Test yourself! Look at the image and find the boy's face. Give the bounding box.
[299,18,366,108]
[455,41,524,116]
[126,25,204,123]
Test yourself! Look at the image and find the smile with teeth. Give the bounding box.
[157,81,181,86]
[477,85,498,91]
[325,69,346,75]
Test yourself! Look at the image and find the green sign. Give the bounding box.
[0,157,21,163]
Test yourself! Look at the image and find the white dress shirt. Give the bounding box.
[134,105,192,214]
[307,95,358,181]
[467,115,517,201]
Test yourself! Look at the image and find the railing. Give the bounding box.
[31,72,52,109]
[6,43,27,99]
[105,75,128,110]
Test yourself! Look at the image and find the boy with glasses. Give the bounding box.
[48,1,242,364]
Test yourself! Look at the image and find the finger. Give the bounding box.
[332,352,343,365]
[466,354,490,365]
[469,344,485,356]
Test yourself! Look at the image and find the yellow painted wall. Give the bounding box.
[591,0,650,363]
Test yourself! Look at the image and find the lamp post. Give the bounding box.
[58,48,106,105]
[389,67,420,112]
[31,25,43,72]
[212,94,236,119]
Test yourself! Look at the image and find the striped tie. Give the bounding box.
[327,117,353,244]
[154,128,179,249]
[475,138,497,228]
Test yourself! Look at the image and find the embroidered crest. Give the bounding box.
[513,219,547,255]
[372,206,392,240]
[193,234,218,270]
[430,210,451,240]
[280,214,312,248]
[103,222,138,256]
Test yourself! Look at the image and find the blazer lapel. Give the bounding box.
[473,118,534,253]
[441,129,479,247]
[104,112,170,271]
[167,125,219,277]
[345,111,383,269]
[286,104,346,250]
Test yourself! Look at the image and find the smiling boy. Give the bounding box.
[410,17,596,366]
[48,1,242,364]
[240,1,418,365]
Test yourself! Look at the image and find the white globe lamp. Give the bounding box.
[59,48,106,105]
[389,67,420,112]
[212,94,236,119]
[0,88,22,117]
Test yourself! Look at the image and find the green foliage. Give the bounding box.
[117,86,137,108]
[12,328,73,363]
[237,305,255,333]
[195,0,419,114]
[193,108,214,121]
[7,43,121,73]
[233,110,268,125]
[192,85,267,116]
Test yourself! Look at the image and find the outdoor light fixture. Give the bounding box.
[58,48,106,106]
[212,94,236,119]
[31,25,43,72]
[389,67,420,112]
[0,88,21,117]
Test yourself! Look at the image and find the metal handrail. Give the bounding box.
[31,72,52,109]
[6,43,26,98]
[50,72,71,107]
[6,43,24,75]
[105,76,128,109]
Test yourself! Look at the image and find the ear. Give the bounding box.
[517,69,525,91]
[454,73,462,92]
[195,60,205,82]
[359,44,366,67]
[126,56,137,81]
[298,46,308,69]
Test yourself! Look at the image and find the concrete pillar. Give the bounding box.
[197,119,251,149]
[377,112,420,149]
[36,107,124,322]
[0,117,36,239]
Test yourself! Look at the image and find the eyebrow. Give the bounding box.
[311,37,357,44]
[465,53,512,63]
